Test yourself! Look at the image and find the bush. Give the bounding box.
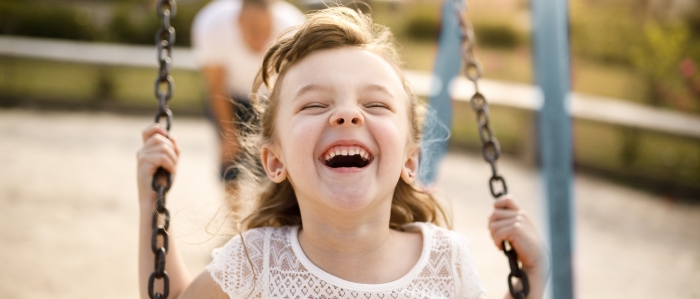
[403,4,440,41]
[570,3,643,65]
[0,1,203,46]
[107,2,201,46]
[0,2,97,41]
[473,22,521,49]
[108,5,160,45]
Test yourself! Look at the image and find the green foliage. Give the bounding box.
[630,21,690,82]
[570,4,642,65]
[683,6,700,63]
[107,5,160,45]
[402,4,440,41]
[0,2,97,41]
[106,2,201,46]
[0,1,203,46]
[473,22,521,49]
[630,21,691,106]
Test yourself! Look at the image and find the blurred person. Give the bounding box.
[191,0,304,181]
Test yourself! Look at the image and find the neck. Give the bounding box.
[293,190,424,284]
[300,211,392,258]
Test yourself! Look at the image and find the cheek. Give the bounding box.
[371,116,409,160]
[279,115,324,167]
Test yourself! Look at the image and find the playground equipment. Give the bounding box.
[147,0,176,298]
[423,0,574,298]
[422,0,532,297]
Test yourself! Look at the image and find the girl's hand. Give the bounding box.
[488,195,547,273]
[136,124,180,205]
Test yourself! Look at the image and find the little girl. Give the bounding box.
[137,7,548,299]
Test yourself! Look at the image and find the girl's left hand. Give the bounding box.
[488,194,547,272]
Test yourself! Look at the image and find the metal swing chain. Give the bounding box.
[149,0,176,298]
[454,6,530,299]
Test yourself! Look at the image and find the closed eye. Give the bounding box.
[365,102,392,110]
[300,103,327,110]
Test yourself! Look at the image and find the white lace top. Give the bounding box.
[206,222,486,298]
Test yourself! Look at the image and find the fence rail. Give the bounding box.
[2,35,700,139]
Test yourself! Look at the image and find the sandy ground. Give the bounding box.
[0,109,698,299]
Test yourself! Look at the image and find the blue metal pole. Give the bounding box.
[418,0,464,185]
[531,0,575,298]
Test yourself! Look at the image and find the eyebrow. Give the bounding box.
[292,83,395,100]
[361,84,394,98]
[293,84,331,100]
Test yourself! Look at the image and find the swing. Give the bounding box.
[147,0,176,298]
[422,0,530,297]
[450,5,531,299]
[143,0,529,298]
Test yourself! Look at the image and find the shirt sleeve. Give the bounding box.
[451,232,487,299]
[191,1,236,67]
[272,0,306,34]
[206,228,266,298]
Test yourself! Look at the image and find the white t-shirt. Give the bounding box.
[207,222,486,298]
[191,0,304,97]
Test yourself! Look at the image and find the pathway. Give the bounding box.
[0,109,698,299]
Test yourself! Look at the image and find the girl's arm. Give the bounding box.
[137,124,190,299]
[137,124,228,299]
[488,195,550,299]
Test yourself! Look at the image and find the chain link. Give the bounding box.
[149,0,176,298]
[454,2,529,298]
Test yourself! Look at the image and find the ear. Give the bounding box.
[261,144,287,183]
[400,145,420,184]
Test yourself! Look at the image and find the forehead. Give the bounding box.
[279,47,407,100]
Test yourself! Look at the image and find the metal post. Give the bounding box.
[531,0,575,298]
[418,0,464,185]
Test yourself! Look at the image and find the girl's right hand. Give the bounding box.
[136,124,180,205]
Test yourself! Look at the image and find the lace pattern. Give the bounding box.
[207,223,485,298]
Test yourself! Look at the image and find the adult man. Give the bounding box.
[191,0,303,180]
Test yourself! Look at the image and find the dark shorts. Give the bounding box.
[205,95,262,181]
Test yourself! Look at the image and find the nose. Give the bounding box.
[330,105,364,127]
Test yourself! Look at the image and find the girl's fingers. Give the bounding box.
[140,147,178,171]
[138,151,177,174]
[489,217,519,232]
[144,133,176,152]
[169,136,181,157]
[138,131,179,177]
[491,222,524,250]
[143,136,178,161]
[490,225,509,250]
[489,209,519,222]
[141,124,168,143]
[494,194,520,211]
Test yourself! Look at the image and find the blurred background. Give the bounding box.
[0,0,699,298]
[1,0,699,193]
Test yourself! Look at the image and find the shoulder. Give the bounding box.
[208,227,272,269]
[178,270,227,299]
[443,229,486,299]
[272,1,305,28]
[410,223,487,298]
[192,0,241,33]
[206,226,280,298]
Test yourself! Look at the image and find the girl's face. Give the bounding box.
[262,47,419,215]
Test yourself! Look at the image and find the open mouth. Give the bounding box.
[322,146,372,168]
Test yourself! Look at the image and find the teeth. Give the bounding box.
[323,146,372,161]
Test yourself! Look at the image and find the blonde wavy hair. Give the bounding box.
[225,6,451,232]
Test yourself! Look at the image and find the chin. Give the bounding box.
[323,187,378,212]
